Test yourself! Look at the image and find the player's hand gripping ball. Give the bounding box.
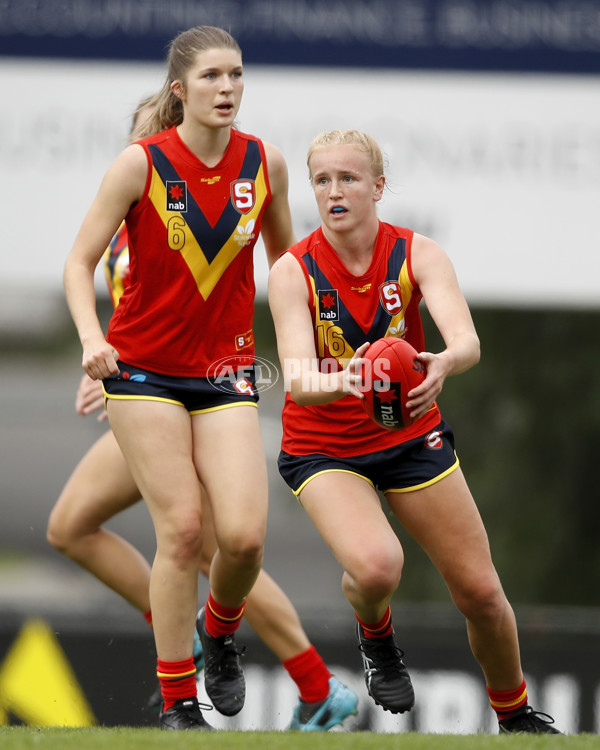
[360,337,426,430]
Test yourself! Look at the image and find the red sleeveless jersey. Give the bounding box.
[107,127,272,376]
[281,222,441,457]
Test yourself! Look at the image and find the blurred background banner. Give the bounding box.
[0,0,598,732]
[1,0,600,73]
[1,1,599,312]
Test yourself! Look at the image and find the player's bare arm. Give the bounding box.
[406,233,480,419]
[64,145,148,380]
[260,142,296,268]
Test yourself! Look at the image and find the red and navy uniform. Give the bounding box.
[281,222,441,458]
[107,127,272,377]
[101,222,259,411]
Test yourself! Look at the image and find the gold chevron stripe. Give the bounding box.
[149,164,268,300]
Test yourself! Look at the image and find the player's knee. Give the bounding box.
[229,536,265,569]
[453,575,506,624]
[352,549,403,599]
[46,521,63,552]
[166,520,204,568]
[219,528,265,569]
[46,509,75,554]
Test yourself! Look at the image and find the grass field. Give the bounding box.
[0,728,597,750]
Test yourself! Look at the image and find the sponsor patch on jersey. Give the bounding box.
[166,181,188,212]
[234,218,257,247]
[231,179,256,214]
[318,289,339,321]
[235,330,254,350]
[379,280,403,315]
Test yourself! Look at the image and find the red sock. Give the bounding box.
[143,609,153,627]
[204,591,245,638]
[283,645,331,703]
[156,656,197,711]
[356,606,393,638]
[487,680,528,720]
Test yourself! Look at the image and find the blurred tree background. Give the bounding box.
[253,302,600,608]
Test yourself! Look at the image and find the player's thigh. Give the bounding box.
[107,399,202,523]
[191,405,268,541]
[386,467,495,586]
[51,429,140,532]
[300,471,403,578]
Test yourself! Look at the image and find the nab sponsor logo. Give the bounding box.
[374,382,403,428]
[166,181,188,212]
[318,289,339,321]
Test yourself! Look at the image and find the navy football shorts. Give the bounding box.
[102,360,259,414]
[278,420,459,496]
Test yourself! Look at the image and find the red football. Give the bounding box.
[360,337,426,430]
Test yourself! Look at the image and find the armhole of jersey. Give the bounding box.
[283,247,315,318]
[405,229,418,291]
[296,251,317,321]
[127,143,153,217]
[256,137,273,208]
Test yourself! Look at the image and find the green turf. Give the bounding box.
[0,728,597,750]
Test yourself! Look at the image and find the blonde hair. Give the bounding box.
[307,130,385,180]
[131,26,242,141]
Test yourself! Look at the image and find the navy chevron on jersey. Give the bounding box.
[281,222,441,457]
[107,127,271,377]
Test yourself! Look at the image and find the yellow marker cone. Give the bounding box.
[0,619,96,726]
